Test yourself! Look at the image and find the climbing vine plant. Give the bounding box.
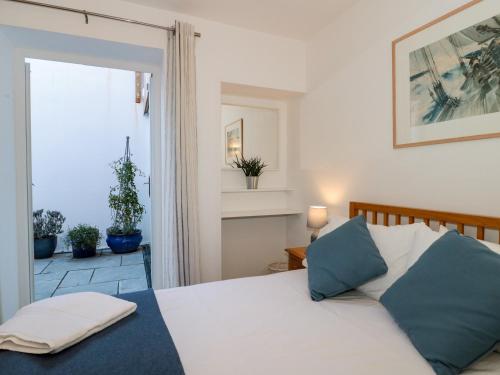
[108,137,145,235]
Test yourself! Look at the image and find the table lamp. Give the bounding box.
[307,205,328,242]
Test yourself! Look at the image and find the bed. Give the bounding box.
[155,269,500,375]
[2,202,500,374]
[152,201,500,375]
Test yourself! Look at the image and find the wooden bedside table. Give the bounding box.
[286,247,307,271]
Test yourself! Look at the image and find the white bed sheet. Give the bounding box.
[155,270,500,375]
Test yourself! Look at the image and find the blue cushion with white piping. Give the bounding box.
[307,215,387,301]
[381,230,500,375]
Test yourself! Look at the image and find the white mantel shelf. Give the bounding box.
[222,187,295,193]
[221,208,303,219]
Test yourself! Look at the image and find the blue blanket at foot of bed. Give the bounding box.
[0,289,185,375]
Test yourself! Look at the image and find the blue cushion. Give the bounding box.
[307,215,387,301]
[381,230,500,375]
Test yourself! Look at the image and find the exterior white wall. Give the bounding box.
[0,0,307,319]
[29,59,151,249]
[289,0,500,247]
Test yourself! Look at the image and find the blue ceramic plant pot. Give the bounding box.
[71,244,97,259]
[34,236,57,259]
[106,230,142,254]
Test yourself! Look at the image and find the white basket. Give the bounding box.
[268,262,288,273]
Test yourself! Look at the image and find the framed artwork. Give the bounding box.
[225,119,243,165]
[393,0,500,148]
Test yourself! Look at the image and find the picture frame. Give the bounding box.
[225,118,243,165]
[393,0,500,148]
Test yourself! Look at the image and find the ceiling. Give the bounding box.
[123,0,358,41]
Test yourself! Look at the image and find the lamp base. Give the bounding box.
[310,230,319,243]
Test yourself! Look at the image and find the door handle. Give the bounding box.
[144,176,151,197]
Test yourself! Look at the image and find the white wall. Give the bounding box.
[0,0,307,318]
[297,0,500,243]
[29,59,151,249]
[222,217,287,279]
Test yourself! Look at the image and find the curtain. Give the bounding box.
[164,21,200,287]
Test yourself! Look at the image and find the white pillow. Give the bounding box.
[479,239,500,254]
[466,351,500,373]
[357,223,423,300]
[406,224,448,269]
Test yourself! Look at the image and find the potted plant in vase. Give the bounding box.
[232,155,267,189]
[33,209,65,259]
[65,224,102,258]
[106,137,145,254]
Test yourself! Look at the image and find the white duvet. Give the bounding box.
[155,270,500,375]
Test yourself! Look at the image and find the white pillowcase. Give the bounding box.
[479,239,500,254]
[357,222,423,300]
[406,224,448,269]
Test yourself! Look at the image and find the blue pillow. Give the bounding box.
[307,215,387,301]
[381,230,500,375]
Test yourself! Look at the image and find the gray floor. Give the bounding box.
[34,249,148,301]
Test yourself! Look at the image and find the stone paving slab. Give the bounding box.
[35,271,66,282]
[42,254,122,273]
[121,252,144,266]
[59,269,94,288]
[34,260,51,274]
[53,281,119,296]
[119,277,148,294]
[34,248,148,301]
[91,264,145,284]
[34,279,61,300]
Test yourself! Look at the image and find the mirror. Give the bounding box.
[221,104,279,169]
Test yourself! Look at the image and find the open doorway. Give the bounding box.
[28,59,152,300]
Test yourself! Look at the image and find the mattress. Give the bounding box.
[155,269,500,375]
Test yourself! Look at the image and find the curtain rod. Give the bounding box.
[4,0,202,37]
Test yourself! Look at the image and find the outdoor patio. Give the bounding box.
[34,246,151,301]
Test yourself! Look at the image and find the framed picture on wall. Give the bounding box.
[393,0,500,148]
[225,119,243,165]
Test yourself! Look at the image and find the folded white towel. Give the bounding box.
[0,292,137,354]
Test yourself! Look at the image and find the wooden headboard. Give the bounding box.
[349,202,500,243]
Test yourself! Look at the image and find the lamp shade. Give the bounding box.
[307,206,328,229]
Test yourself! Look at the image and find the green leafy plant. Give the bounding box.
[231,155,267,176]
[65,224,102,249]
[33,210,65,239]
[108,138,145,236]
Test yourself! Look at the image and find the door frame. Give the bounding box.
[14,47,164,307]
